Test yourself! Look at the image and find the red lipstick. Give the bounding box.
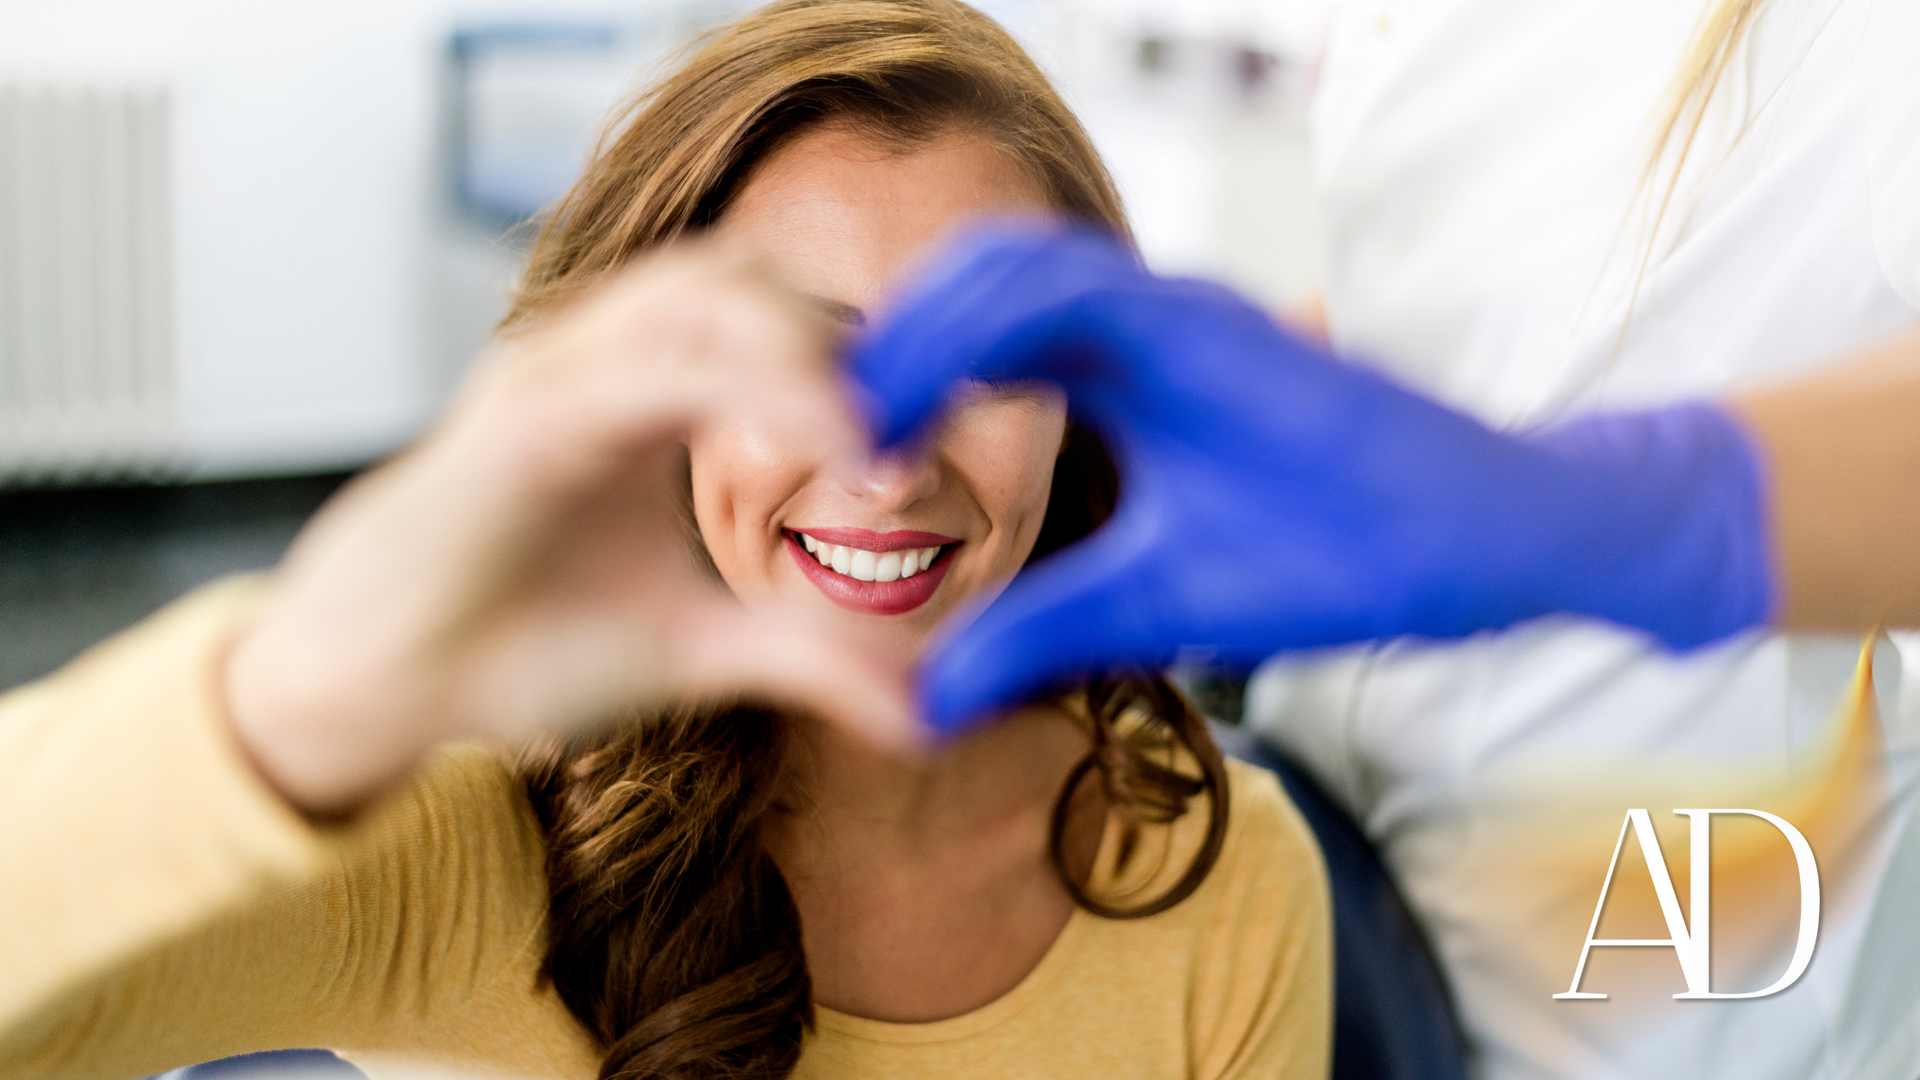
[785,531,957,615]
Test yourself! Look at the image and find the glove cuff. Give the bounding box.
[1527,402,1777,649]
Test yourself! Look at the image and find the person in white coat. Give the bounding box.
[1249,3,1920,1078]
[847,2,1920,1078]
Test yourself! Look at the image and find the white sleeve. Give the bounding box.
[1242,648,1376,819]
[1867,0,1920,313]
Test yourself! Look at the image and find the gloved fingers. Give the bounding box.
[916,521,1166,733]
[850,222,1145,448]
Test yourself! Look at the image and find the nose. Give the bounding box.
[851,448,942,512]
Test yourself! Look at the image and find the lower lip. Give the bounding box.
[786,534,954,616]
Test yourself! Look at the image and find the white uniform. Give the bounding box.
[1247,1,1920,1078]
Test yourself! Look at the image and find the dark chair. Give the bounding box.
[150,1049,363,1079]
[1216,723,1473,1080]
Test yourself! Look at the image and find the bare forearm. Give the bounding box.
[1730,325,1920,632]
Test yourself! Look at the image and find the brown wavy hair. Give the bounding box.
[513,3,1230,1078]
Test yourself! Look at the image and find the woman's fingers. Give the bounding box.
[673,600,926,755]
[225,241,901,814]
[454,595,923,756]
[456,247,865,506]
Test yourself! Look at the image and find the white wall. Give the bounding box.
[0,0,1324,482]
[3,0,443,476]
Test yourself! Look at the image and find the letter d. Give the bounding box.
[1670,809,1821,1000]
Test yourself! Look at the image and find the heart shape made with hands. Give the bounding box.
[225,246,921,815]
[849,224,1772,734]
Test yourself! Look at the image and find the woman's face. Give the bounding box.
[695,124,1067,655]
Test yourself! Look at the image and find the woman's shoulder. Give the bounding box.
[1044,753,1331,1080]
[1217,756,1323,884]
[1092,750,1327,918]
[1162,755,1329,934]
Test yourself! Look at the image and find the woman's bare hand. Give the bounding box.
[225,245,917,816]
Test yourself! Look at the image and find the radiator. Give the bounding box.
[0,81,179,483]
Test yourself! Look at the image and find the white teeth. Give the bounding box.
[797,533,944,583]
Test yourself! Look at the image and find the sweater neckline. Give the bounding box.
[809,904,1091,1044]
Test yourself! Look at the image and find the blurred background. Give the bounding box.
[0,0,1327,691]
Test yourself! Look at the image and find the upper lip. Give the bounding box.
[788,526,960,553]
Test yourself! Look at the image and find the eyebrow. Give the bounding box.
[805,295,867,326]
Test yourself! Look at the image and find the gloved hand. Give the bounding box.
[850,224,1775,733]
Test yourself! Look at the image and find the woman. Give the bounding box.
[0,3,1329,1080]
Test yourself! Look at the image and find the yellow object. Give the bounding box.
[0,579,1330,1080]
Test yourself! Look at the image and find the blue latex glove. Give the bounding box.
[850,225,1775,733]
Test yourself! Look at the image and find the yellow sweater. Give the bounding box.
[0,578,1331,1080]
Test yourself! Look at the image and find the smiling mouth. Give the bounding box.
[783,528,959,615]
[795,532,947,582]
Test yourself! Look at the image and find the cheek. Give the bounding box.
[687,418,817,588]
[941,399,1069,561]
